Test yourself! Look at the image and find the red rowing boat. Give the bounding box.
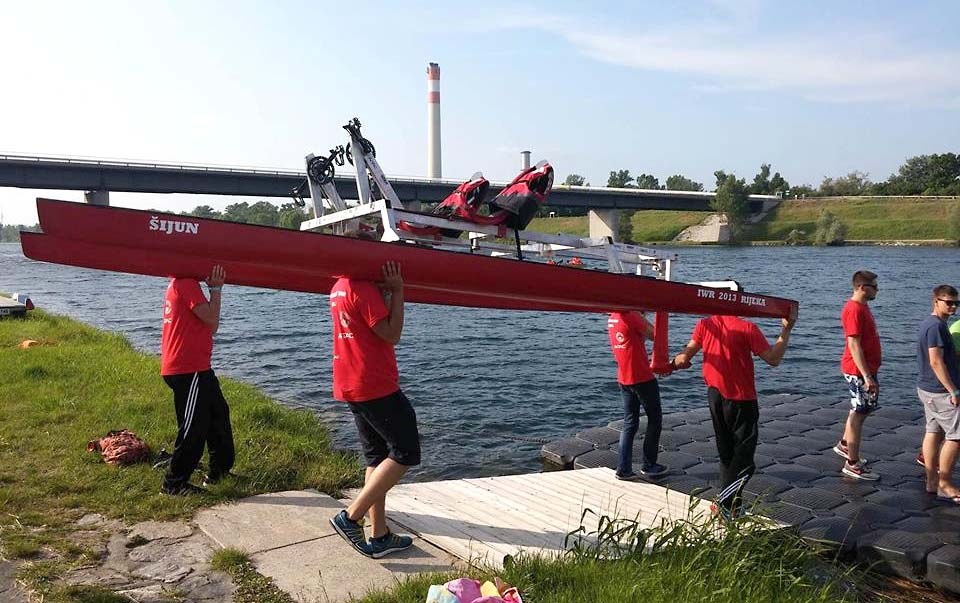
[24,199,797,317]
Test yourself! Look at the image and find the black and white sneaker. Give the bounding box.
[615,471,642,482]
[160,482,207,496]
[202,472,236,487]
[640,463,669,478]
[151,449,173,470]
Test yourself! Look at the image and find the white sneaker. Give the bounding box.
[842,459,879,481]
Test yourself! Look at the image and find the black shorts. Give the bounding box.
[349,390,421,467]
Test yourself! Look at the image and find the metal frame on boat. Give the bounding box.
[295,118,679,281]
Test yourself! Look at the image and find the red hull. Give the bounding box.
[28,199,797,317]
[19,233,596,313]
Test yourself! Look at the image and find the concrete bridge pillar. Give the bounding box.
[588,208,619,240]
[84,190,109,206]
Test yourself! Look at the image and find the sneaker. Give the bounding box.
[640,463,669,478]
[615,471,642,482]
[842,459,879,481]
[151,449,173,470]
[330,510,372,557]
[832,441,867,463]
[160,482,207,496]
[367,531,414,559]
[202,471,235,487]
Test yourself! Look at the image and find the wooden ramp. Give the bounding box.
[386,467,713,568]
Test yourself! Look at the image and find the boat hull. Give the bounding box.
[27,199,798,317]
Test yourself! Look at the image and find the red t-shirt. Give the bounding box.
[608,312,655,385]
[330,278,399,402]
[692,315,770,401]
[840,299,881,376]
[161,279,213,376]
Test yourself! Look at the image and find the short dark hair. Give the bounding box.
[933,284,958,298]
[852,271,877,287]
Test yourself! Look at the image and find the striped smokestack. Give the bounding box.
[427,62,441,179]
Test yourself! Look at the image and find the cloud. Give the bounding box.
[505,6,960,106]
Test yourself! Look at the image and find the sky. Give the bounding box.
[2,0,959,225]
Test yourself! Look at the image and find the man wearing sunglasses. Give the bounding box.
[917,285,960,503]
[834,271,882,480]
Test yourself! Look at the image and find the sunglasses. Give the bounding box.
[938,298,960,308]
[862,283,878,290]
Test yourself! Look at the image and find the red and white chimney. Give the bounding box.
[427,62,442,179]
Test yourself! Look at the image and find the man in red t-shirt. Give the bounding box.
[608,312,668,480]
[673,305,797,517]
[833,270,882,481]
[160,265,234,495]
[328,261,419,559]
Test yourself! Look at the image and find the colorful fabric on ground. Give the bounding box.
[840,299,881,377]
[330,278,399,402]
[608,311,654,385]
[692,316,770,401]
[426,584,460,603]
[160,278,213,376]
[445,578,482,602]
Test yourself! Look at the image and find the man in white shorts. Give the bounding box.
[917,284,960,502]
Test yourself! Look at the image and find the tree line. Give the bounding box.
[562,151,960,203]
[180,201,312,229]
[0,223,38,242]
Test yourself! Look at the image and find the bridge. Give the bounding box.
[0,154,777,239]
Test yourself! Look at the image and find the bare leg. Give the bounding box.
[346,459,409,537]
[938,440,960,498]
[362,466,388,538]
[923,432,943,493]
[843,411,868,462]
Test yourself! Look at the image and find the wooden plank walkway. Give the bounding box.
[385,467,713,568]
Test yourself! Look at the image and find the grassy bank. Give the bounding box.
[0,308,361,562]
[745,197,957,242]
[528,210,708,242]
[529,197,957,244]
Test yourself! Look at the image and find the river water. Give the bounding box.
[3,242,958,480]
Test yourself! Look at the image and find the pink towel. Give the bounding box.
[445,578,482,603]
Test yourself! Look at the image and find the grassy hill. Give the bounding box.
[744,196,957,241]
[527,210,708,241]
[528,197,958,243]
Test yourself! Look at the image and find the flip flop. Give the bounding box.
[936,491,960,504]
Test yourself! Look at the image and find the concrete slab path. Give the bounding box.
[195,490,457,603]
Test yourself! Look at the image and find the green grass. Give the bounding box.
[211,548,293,603]
[529,198,958,244]
[629,210,710,241]
[528,210,709,242]
[0,309,363,599]
[358,510,854,603]
[527,216,590,237]
[745,197,958,241]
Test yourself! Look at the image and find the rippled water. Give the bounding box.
[3,242,958,480]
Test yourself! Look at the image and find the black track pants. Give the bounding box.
[708,387,759,511]
[163,370,235,488]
